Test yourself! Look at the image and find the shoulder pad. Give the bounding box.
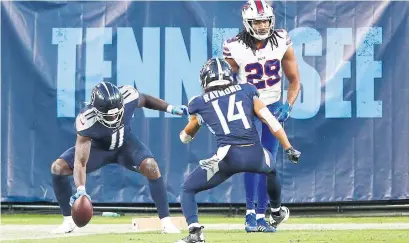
[76,108,97,132]
[120,85,140,104]
[223,37,240,57]
[276,29,292,46]
[188,95,201,106]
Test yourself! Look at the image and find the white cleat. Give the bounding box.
[52,216,77,234]
[161,217,181,234]
[269,206,290,228]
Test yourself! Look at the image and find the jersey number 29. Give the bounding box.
[245,59,281,89]
[212,94,250,135]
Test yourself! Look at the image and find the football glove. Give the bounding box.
[286,147,301,164]
[169,105,188,116]
[69,187,91,206]
[274,102,292,122]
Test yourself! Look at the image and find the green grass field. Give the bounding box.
[3,213,409,225]
[6,230,409,243]
[2,214,409,243]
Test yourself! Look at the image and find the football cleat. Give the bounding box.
[244,213,258,232]
[269,206,290,228]
[175,226,205,243]
[257,218,277,232]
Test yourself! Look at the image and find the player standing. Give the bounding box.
[51,81,186,234]
[175,57,300,243]
[223,0,301,232]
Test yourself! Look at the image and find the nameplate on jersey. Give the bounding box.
[203,85,242,103]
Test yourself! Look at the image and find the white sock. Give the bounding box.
[160,217,172,227]
[64,216,73,221]
[271,207,280,213]
[246,209,256,215]
[188,223,201,229]
[256,214,265,220]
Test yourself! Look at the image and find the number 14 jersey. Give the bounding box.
[188,83,261,147]
[223,29,292,105]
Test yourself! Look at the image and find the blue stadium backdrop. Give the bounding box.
[1,0,409,204]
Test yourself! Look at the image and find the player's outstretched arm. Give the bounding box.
[282,46,301,105]
[136,93,187,116]
[179,115,201,144]
[73,134,91,188]
[274,46,301,122]
[70,134,92,206]
[253,97,301,163]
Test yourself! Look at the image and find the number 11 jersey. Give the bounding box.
[188,83,261,147]
[223,29,292,105]
[74,85,139,151]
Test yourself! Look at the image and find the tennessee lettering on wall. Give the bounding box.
[53,27,382,119]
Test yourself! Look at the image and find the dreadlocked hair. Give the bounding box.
[236,29,283,55]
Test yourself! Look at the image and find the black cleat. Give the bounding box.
[175,226,205,243]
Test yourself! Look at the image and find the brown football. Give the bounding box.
[71,195,93,227]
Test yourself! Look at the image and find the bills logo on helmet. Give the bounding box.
[242,2,250,10]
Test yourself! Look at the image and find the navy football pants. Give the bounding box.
[180,143,280,225]
[59,134,154,172]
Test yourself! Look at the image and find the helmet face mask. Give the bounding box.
[242,0,275,40]
[93,106,124,128]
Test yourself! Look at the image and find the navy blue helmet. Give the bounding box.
[200,58,234,90]
[91,82,124,128]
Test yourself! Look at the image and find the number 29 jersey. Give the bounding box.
[188,83,261,147]
[223,29,292,105]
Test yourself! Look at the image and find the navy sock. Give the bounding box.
[180,188,199,225]
[266,171,281,209]
[52,174,72,216]
[148,177,170,219]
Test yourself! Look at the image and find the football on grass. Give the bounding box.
[71,195,93,227]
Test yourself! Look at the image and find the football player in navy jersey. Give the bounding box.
[175,58,300,243]
[51,82,187,234]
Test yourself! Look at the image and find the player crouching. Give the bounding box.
[51,81,186,234]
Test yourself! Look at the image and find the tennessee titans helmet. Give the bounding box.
[91,82,124,128]
[200,57,234,90]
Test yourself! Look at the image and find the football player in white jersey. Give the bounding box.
[223,0,300,233]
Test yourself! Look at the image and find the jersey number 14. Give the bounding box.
[212,94,250,135]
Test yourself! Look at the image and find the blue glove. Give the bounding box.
[69,187,91,206]
[169,105,188,116]
[274,102,292,122]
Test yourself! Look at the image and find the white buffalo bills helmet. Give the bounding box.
[242,0,275,40]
